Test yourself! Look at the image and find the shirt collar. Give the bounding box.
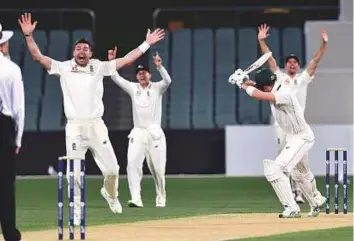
[70,58,91,73]
[137,81,152,90]
[0,52,4,62]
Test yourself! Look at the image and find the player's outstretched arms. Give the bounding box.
[18,13,52,71]
[107,46,134,94]
[306,29,328,77]
[258,24,279,73]
[114,29,165,70]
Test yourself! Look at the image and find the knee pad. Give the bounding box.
[263,159,283,182]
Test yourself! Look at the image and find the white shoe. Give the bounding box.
[128,200,143,208]
[100,187,122,214]
[156,196,166,208]
[279,206,301,218]
[308,194,326,217]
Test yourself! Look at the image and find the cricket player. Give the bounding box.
[257,24,328,208]
[229,68,326,218]
[108,47,171,208]
[19,12,165,223]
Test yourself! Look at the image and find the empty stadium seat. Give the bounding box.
[215,28,237,127]
[22,30,47,99]
[149,31,170,128]
[9,30,24,66]
[261,101,271,124]
[282,27,304,66]
[44,75,62,99]
[48,30,69,61]
[266,27,281,67]
[24,95,40,131]
[192,29,214,129]
[237,90,260,124]
[39,96,63,131]
[238,28,258,69]
[72,30,93,45]
[169,29,192,129]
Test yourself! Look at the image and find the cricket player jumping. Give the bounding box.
[257,24,328,211]
[19,13,165,224]
[229,68,326,218]
[108,48,171,208]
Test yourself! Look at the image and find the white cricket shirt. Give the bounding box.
[111,66,172,128]
[0,52,25,147]
[271,82,314,139]
[273,69,313,126]
[48,58,116,120]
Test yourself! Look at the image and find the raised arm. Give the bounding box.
[113,29,165,70]
[107,47,134,94]
[306,29,328,77]
[18,13,52,70]
[152,52,171,92]
[258,24,279,73]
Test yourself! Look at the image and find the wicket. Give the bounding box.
[325,148,348,214]
[58,156,86,240]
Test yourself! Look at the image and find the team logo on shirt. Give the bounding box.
[284,79,290,84]
[71,65,78,72]
[136,90,141,96]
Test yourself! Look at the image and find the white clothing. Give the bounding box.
[0,52,25,147]
[65,118,120,219]
[111,66,171,206]
[111,66,172,128]
[48,58,116,120]
[127,127,167,206]
[274,69,313,112]
[47,58,120,218]
[271,82,314,138]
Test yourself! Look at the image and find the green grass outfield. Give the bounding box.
[12,175,353,240]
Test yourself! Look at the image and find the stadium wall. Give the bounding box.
[16,130,225,175]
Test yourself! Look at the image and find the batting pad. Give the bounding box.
[291,169,318,207]
[263,159,300,211]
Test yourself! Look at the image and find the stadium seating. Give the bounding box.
[282,27,304,66]
[13,26,304,131]
[215,28,237,127]
[169,29,192,129]
[192,29,214,129]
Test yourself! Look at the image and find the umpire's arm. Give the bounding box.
[11,68,25,150]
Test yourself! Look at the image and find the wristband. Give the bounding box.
[245,86,256,96]
[24,33,32,37]
[138,41,150,53]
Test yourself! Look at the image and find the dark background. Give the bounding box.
[1,0,339,175]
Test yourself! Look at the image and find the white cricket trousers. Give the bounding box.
[65,118,120,216]
[127,126,167,206]
[275,125,307,193]
[274,134,314,173]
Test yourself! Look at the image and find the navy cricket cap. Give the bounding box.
[136,64,150,74]
[285,54,300,64]
[254,68,277,90]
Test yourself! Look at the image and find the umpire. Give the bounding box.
[0,23,24,241]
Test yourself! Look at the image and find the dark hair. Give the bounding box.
[73,38,93,51]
